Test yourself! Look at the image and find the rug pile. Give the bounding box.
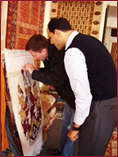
[48,86,66,119]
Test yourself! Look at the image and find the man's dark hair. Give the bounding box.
[25,34,48,52]
[48,17,72,33]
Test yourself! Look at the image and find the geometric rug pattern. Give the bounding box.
[105,131,117,156]
[49,1,103,39]
[57,1,95,35]
[111,43,117,70]
[6,1,45,50]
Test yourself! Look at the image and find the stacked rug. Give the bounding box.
[48,86,66,119]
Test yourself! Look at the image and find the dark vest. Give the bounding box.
[66,33,117,101]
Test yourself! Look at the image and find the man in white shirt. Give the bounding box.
[47,17,117,156]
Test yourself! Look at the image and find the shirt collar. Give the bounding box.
[65,31,79,50]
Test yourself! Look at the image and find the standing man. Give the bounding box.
[47,17,117,156]
[24,34,78,156]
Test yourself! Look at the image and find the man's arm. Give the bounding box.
[32,59,67,87]
[64,48,92,141]
[25,50,68,87]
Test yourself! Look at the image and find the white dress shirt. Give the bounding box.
[64,31,92,126]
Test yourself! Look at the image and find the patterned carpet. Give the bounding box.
[48,86,66,119]
[111,43,117,70]
[55,101,66,119]
[49,1,103,39]
[105,131,117,156]
[6,1,45,50]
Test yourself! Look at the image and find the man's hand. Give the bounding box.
[68,122,80,142]
[67,129,79,142]
[24,63,37,74]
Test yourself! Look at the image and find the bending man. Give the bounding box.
[47,17,117,156]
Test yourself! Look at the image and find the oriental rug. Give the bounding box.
[48,86,66,119]
[105,131,117,156]
[3,49,44,156]
[57,1,95,35]
[6,1,45,50]
[49,1,103,39]
[111,43,117,70]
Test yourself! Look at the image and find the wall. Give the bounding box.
[43,1,51,38]
[99,1,117,41]
[1,1,8,51]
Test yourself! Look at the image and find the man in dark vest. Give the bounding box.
[24,34,78,156]
[47,17,117,156]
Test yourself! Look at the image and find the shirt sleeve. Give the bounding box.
[64,48,92,125]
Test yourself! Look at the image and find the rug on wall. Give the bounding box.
[111,43,117,70]
[49,1,103,39]
[57,1,95,35]
[6,1,45,50]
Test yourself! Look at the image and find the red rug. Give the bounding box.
[111,43,117,70]
[6,1,45,50]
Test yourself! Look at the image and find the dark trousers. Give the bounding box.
[78,97,117,156]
